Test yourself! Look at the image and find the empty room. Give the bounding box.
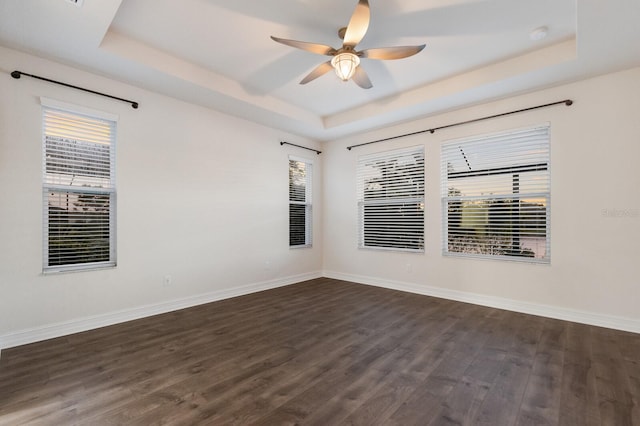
[1,0,639,424]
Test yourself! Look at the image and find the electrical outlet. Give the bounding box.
[264,261,272,270]
[163,275,173,286]
[405,263,412,273]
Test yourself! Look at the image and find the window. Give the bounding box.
[357,146,425,252]
[42,99,117,271]
[289,156,312,247]
[441,125,550,262]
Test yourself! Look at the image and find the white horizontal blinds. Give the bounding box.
[358,146,425,252]
[43,106,116,270]
[441,125,550,262]
[45,109,114,188]
[289,158,312,247]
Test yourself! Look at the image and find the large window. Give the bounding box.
[357,146,425,252]
[289,156,312,247]
[441,125,550,262]
[42,99,117,272]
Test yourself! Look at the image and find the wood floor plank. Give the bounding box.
[1,278,640,425]
[609,329,640,425]
[386,305,499,425]
[591,326,636,426]
[426,311,512,425]
[341,307,464,425]
[557,322,601,426]
[246,297,432,425]
[515,318,566,425]
[292,301,454,425]
[470,313,545,426]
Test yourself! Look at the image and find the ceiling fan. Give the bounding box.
[271,0,425,89]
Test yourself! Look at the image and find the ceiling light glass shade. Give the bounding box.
[331,52,360,81]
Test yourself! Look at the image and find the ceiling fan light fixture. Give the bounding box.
[331,52,360,81]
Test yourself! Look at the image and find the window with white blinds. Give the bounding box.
[42,101,117,271]
[357,146,425,252]
[441,125,550,262]
[289,156,312,247]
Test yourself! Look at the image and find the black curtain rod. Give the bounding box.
[280,141,321,155]
[11,70,139,109]
[346,99,573,151]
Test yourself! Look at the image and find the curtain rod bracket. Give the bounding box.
[11,70,139,109]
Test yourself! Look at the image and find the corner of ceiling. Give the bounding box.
[99,30,325,133]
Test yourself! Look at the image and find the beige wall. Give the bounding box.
[322,67,640,330]
[0,47,323,347]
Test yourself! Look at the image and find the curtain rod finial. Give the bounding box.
[11,71,21,79]
[131,102,139,109]
[565,99,573,106]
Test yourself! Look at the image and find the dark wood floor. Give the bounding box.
[1,278,639,425]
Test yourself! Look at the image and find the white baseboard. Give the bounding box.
[323,270,640,334]
[4,269,637,351]
[0,271,322,350]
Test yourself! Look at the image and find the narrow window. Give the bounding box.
[357,146,425,252]
[289,156,312,247]
[441,125,550,262]
[42,100,117,271]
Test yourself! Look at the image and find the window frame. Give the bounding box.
[357,145,425,253]
[41,98,118,273]
[441,124,551,263]
[288,155,313,248]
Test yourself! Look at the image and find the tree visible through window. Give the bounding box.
[289,157,312,247]
[441,125,550,262]
[43,102,117,271]
[357,146,425,252]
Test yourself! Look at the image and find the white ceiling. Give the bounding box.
[1,0,639,141]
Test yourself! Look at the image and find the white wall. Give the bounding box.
[0,47,323,348]
[2,45,638,349]
[323,67,640,332]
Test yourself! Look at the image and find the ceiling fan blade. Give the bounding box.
[359,45,426,60]
[352,67,373,89]
[300,61,334,84]
[271,36,336,56]
[343,0,370,48]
